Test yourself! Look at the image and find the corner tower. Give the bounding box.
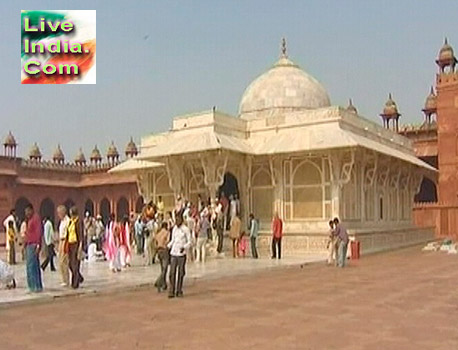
[436,38,458,204]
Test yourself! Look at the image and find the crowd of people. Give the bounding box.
[0,191,349,296]
[0,192,275,297]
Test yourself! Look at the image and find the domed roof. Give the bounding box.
[423,86,437,112]
[53,144,65,161]
[346,98,358,114]
[74,148,86,164]
[107,141,119,158]
[438,38,455,62]
[125,137,138,156]
[381,93,400,117]
[90,145,102,161]
[3,131,16,147]
[238,39,331,120]
[29,143,42,159]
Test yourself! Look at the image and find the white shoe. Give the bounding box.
[60,282,68,287]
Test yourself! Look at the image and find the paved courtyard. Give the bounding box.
[1,246,458,350]
[0,250,325,306]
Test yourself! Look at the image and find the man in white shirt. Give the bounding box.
[167,215,191,298]
[41,217,56,271]
[57,205,70,286]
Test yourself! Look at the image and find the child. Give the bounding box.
[326,220,337,265]
[0,259,16,289]
[7,221,16,265]
[238,231,248,258]
[112,223,122,272]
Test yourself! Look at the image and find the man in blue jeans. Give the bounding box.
[333,217,349,268]
[24,204,43,292]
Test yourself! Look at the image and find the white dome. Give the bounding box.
[239,54,331,120]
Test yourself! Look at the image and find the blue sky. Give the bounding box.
[1,0,457,159]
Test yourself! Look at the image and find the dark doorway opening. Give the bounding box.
[218,172,239,199]
[64,199,75,211]
[415,178,437,203]
[85,199,95,216]
[15,197,31,223]
[40,198,55,223]
[117,197,129,220]
[135,196,144,213]
[100,198,111,224]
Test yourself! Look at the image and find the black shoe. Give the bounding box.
[168,293,175,299]
[176,291,183,298]
[51,268,56,272]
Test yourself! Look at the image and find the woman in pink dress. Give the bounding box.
[104,214,121,272]
[119,216,132,267]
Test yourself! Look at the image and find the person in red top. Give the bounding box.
[271,212,283,259]
[24,204,43,293]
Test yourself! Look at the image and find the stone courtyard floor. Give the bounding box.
[0,250,325,306]
[1,246,458,350]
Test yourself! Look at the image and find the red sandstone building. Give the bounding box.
[397,38,458,239]
[0,136,142,239]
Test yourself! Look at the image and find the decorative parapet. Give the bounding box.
[412,201,458,209]
[398,122,437,134]
[20,159,115,173]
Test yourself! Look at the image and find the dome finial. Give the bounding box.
[281,37,287,58]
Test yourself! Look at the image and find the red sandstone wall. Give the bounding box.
[413,202,458,240]
[0,156,140,246]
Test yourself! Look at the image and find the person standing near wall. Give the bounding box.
[167,215,191,298]
[24,204,43,293]
[195,207,210,262]
[41,217,56,272]
[271,212,283,260]
[229,215,242,258]
[154,222,170,293]
[249,213,259,259]
[57,205,70,286]
[333,217,349,268]
[3,209,17,265]
[6,221,16,265]
[67,207,84,288]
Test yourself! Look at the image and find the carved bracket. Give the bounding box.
[165,156,184,196]
[200,151,228,194]
[329,150,355,186]
[268,156,281,187]
[377,164,390,188]
[246,155,253,189]
[400,171,411,191]
[389,164,402,188]
[136,172,151,202]
[188,162,204,192]
[410,171,423,194]
[362,151,378,187]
